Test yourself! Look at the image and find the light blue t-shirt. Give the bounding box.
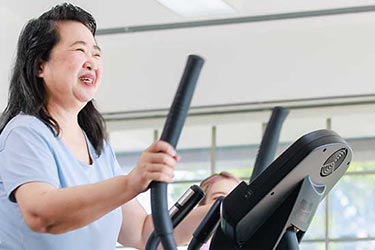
[0,114,123,250]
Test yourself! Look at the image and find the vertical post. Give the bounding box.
[210,125,217,175]
[154,129,159,142]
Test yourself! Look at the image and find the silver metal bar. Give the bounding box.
[97,5,375,36]
[102,94,375,121]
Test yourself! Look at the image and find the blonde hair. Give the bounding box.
[199,171,241,205]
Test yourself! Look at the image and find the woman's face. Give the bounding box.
[38,20,103,112]
[204,177,239,205]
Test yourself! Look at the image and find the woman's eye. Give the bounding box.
[76,48,85,52]
[212,196,220,201]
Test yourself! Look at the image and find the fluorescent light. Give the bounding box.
[156,0,236,17]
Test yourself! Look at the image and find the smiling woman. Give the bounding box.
[0,3,210,250]
[38,21,103,118]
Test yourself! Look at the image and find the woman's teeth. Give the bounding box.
[80,77,93,84]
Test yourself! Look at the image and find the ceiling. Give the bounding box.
[1,0,375,114]
[2,0,374,27]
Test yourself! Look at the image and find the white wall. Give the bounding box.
[95,12,375,113]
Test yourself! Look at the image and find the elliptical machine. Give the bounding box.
[145,55,352,250]
[201,109,352,250]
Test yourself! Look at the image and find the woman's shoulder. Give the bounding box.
[0,114,53,144]
[3,113,47,132]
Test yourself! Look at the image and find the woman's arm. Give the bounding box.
[14,141,177,234]
[15,175,132,234]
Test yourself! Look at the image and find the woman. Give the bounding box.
[198,171,241,250]
[0,3,208,249]
[199,171,241,206]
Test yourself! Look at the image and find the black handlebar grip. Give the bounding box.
[159,55,204,147]
[250,106,289,183]
[147,55,205,250]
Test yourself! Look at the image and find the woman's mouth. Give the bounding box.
[79,74,95,86]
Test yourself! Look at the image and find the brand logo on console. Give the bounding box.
[320,148,347,177]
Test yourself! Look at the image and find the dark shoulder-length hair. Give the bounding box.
[0,3,107,155]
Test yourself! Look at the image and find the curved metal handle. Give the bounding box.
[147,55,205,250]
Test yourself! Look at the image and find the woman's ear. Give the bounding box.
[37,62,45,78]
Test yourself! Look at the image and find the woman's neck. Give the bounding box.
[48,105,92,165]
[47,103,82,135]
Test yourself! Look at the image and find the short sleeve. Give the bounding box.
[0,126,60,202]
[106,142,124,177]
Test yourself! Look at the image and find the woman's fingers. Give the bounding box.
[129,162,175,193]
[146,140,176,157]
[142,163,175,183]
[129,141,180,193]
[142,152,178,167]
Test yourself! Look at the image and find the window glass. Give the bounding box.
[299,242,325,250]
[329,241,375,250]
[216,145,255,180]
[345,138,375,172]
[172,125,212,181]
[331,110,375,139]
[175,148,211,181]
[110,128,154,173]
[329,174,375,238]
[279,112,327,144]
[216,122,262,179]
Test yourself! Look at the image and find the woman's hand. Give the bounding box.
[127,140,179,194]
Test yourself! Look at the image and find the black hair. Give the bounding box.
[0,3,106,155]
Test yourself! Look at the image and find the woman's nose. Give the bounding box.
[83,59,97,71]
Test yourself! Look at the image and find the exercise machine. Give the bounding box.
[207,129,351,250]
[145,55,352,250]
[189,108,352,250]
